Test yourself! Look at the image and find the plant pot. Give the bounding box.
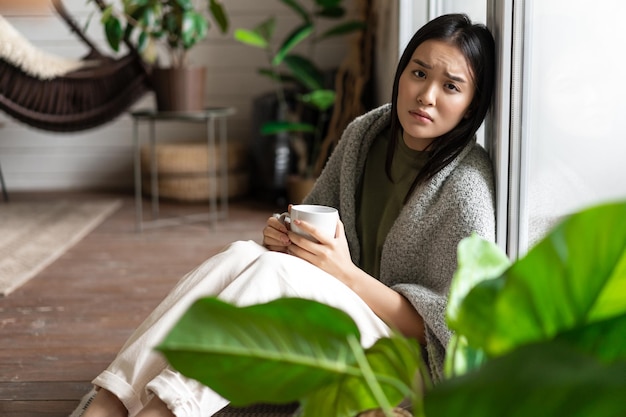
[287,175,316,204]
[151,67,206,112]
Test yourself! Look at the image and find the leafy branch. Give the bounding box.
[87,0,229,68]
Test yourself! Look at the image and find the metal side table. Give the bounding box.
[0,163,6,202]
[0,122,7,202]
[131,107,236,232]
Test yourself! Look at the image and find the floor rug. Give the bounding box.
[0,199,122,296]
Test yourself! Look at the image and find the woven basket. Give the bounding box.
[142,172,249,202]
[140,141,250,201]
[140,142,248,175]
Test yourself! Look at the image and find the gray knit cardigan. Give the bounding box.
[303,103,496,380]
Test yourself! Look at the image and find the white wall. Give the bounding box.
[0,0,353,191]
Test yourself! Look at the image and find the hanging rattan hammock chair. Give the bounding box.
[0,0,151,132]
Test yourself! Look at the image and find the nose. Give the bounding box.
[417,82,436,106]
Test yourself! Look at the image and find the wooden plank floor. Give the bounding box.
[0,191,281,417]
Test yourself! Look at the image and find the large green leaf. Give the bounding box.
[257,68,297,84]
[362,335,428,406]
[299,90,336,112]
[444,235,509,376]
[234,18,275,49]
[451,201,626,356]
[272,23,313,66]
[103,15,123,52]
[446,233,510,325]
[126,5,154,39]
[443,334,486,378]
[315,5,344,18]
[137,31,148,52]
[254,17,276,43]
[180,11,206,48]
[234,29,268,49]
[555,312,626,363]
[315,0,341,7]
[283,54,323,90]
[425,341,626,417]
[261,121,316,136]
[158,297,362,406]
[208,0,229,33]
[317,20,367,40]
[299,335,426,417]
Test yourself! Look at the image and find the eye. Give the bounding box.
[444,82,460,92]
[412,69,427,79]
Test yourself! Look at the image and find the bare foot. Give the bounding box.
[82,389,127,417]
[134,396,175,417]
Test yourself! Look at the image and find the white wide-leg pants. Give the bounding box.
[92,240,391,417]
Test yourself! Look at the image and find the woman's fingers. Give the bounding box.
[262,215,291,249]
[289,219,335,244]
[286,220,328,256]
[288,219,353,280]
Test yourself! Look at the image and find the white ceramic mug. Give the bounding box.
[278,204,338,242]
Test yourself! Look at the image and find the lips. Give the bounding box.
[410,109,433,122]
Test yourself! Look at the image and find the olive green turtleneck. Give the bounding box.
[356,129,430,278]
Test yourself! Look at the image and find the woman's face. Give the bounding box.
[397,39,476,150]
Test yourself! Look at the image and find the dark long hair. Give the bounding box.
[386,13,496,201]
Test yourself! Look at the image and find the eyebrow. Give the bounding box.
[413,59,467,84]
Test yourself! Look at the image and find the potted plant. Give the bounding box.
[233,0,365,203]
[158,200,626,417]
[87,0,229,111]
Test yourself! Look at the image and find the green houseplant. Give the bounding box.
[87,0,229,110]
[233,0,365,202]
[158,200,626,417]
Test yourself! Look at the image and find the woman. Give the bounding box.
[73,13,496,417]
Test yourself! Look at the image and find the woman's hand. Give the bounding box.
[286,218,359,284]
[262,214,291,253]
[288,217,426,343]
